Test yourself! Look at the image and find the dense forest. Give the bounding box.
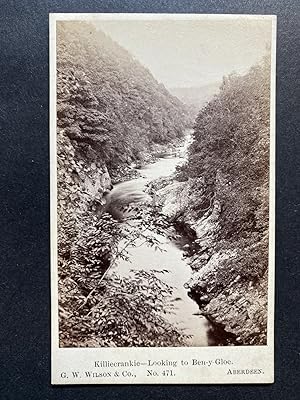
[57,21,190,173]
[56,21,190,347]
[173,54,271,344]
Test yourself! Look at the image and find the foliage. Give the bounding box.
[60,270,186,347]
[56,21,190,171]
[59,205,187,347]
[179,54,271,281]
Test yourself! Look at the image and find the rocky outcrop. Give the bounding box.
[186,249,268,345]
[57,128,113,223]
[153,176,268,345]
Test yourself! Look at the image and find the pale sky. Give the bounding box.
[95,18,272,89]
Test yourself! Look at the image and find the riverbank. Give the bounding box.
[150,175,268,345]
[109,132,217,347]
[110,137,187,184]
[58,124,267,347]
[57,130,200,347]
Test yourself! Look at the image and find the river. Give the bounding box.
[109,131,219,346]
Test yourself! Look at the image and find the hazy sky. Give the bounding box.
[96,18,272,88]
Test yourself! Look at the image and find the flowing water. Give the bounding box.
[109,131,218,346]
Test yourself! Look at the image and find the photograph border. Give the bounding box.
[50,12,276,385]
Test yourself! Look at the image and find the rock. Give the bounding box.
[149,170,268,346]
[199,295,209,302]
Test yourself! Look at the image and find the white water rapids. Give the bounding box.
[109,131,214,346]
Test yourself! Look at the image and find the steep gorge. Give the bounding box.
[56,21,271,347]
[153,55,271,345]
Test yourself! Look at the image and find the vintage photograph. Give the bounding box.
[53,15,275,352]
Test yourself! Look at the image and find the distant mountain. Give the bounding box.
[170,82,221,116]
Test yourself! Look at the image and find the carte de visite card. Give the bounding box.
[50,13,276,384]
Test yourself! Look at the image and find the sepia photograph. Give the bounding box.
[51,13,276,384]
[2,0,300,394]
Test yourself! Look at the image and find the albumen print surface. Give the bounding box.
[50,13,276,384]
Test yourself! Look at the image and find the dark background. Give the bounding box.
[0,1,299,399]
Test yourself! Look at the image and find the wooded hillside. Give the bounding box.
[183,55,270,251]
[57,21,189,172]
[177,54,271,344]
